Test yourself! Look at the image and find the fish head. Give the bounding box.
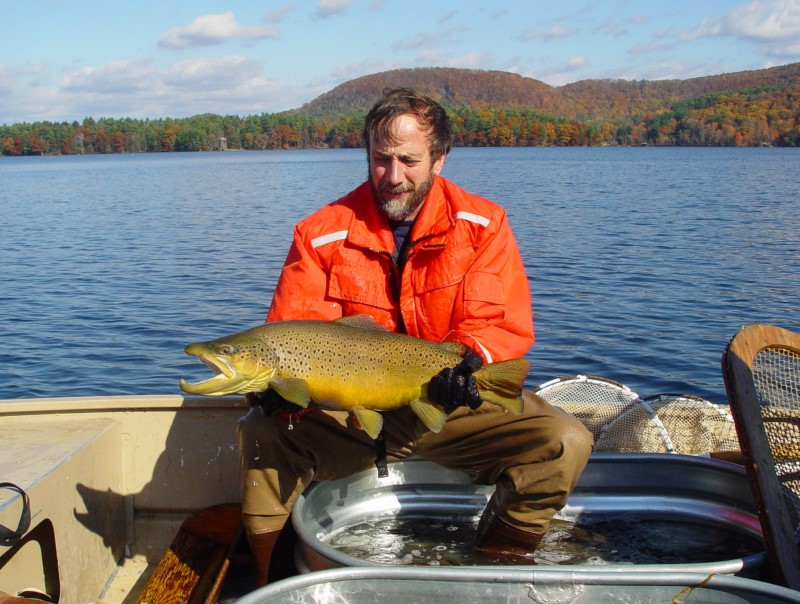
[179,327,278,396]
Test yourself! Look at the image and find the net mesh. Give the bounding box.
[534,375,740,455]
[752,346,800,525]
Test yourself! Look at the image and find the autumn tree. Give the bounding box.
[2,66,799,154]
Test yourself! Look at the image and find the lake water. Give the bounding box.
[1,147,798,403]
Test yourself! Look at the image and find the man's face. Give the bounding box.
[368,114,446,222]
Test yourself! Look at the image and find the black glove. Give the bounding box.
[245,389,305,415]
[428,348,483,413]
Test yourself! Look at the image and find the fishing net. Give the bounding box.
[722,323,800,589]
[534,375,740,455]
[752,349,800,488]
[534,375,638,443]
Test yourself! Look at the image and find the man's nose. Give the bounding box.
[385,158,404,184]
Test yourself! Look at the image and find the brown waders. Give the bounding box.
[237,391,593,584]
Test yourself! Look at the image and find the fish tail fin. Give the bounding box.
[474,359,531,415]
[409,400,448,433]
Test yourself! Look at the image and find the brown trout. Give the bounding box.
[179,316,530,439]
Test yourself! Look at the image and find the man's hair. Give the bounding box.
[362,88,453,160]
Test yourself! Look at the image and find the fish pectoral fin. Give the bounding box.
[409,400,447,434]
[269,378,311,408]
[351,408,384,439]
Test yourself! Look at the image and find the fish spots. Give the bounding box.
[183,318,476,414]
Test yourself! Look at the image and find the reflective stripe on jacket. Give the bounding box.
[266,176,534,363]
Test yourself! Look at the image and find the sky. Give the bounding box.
[2,0,800,125]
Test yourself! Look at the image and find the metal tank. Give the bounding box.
[291,454,769,578]
[236,567,800,604]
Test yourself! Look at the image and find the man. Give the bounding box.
[238,88,593,585]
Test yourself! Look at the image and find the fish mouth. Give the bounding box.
[179,346,245,396]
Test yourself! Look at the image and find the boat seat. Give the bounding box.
[722,323,800,589]
[134,503,242,604]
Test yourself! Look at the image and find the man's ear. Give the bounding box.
[432,153,446,175]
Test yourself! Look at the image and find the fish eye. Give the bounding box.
[219,344,235,355]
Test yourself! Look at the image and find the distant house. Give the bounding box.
[217,136,227,151]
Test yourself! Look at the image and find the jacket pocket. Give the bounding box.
[414,245,473,292]
[328,260,394,310]
[463,271,506,321]
[464,271,505,304]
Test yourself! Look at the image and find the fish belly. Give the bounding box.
[269,322,458,412]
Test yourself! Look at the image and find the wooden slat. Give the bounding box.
[722,323,800,590]
[135,504,242,604]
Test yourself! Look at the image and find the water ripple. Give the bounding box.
[1,148,798,403]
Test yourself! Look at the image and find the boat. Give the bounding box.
[2,323,799,602]
[0,395,793,604]
[0,394,248,603]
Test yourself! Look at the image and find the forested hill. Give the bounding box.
[560,62,800,120]
[296,68,563,116]
[2,63,799,155]
[295,63,800,121]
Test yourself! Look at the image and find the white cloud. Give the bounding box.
[61,59,158,94]
[525,56,589,86]
[0,64,20,106]
[567,56,588,69]
[589,58,736,85]
[628,42,674,55]
[391,28,467,52]
[265,5,296,23]
[329,59,401,83]
[0,62,51,99]
[595,12,651,38]
[682,0,800,58]
[726,0,800,41]
[2,55,304,123]
[417,50,443,64]
[316,0,355,18]
[166,56,247,85]
[438,10,458,25]
[159,12,278,49]
[521,25,577,42]
[639,60,726,82]
[444,51,493,69]
[392,32,442,52]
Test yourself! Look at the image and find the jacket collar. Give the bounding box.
[411,176,454,244]
[346,177,453,253]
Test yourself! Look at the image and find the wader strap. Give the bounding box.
[374,429,388,478]
[0,482,31,546]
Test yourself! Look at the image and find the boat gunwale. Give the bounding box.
[0,394,248,417]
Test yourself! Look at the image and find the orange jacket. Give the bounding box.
[266,176,534,362]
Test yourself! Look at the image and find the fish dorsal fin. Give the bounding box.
[409,399,447,433]
[437,341,467,355]
[334,315,387,330]
[351,407,384,439]
[269,378,311,408]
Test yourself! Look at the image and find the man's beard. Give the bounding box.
[371,171,434,221]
